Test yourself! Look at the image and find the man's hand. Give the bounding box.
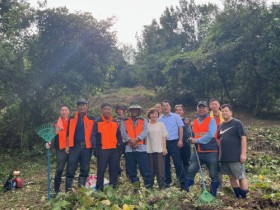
[190,138,196,144]
[163,148,168,155]
[65,146,69,154]
[129,138,138,144]
[129,138,139,149]
[117,143,125,156]
[93,149,100,158]
[240,154,246,164]
[177,140,183,148]
[55,127,62,134]
[45,142,51,149]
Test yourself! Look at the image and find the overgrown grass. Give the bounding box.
[89,86,157,115]
[0,149,52,209]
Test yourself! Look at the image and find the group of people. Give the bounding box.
[47,98,249,199]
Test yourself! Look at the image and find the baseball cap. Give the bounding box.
[76,98,88,105]
[197,101,208,107]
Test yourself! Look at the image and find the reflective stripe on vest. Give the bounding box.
[68,113,94,148]
[210,111,224,143]
[57,119,68,150]
[98,115,118,149]
[209,111,224,124]
[192,116,218,153]
[125,118,144,145]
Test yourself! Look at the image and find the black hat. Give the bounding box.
[76,98,88,105]
[197,101,208,107]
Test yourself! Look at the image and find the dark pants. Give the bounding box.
[180,142,191,171]
[217,147,223,187]
[65,143,92,191]
[165,140,185,185]
[54,149,69,194]
[148,153,165,189]
[96,149,120,190]
[186,152,219,182]
[125,151,152,187]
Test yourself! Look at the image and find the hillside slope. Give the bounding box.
[89,87,157,114]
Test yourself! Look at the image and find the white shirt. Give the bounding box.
[146,122,168,153]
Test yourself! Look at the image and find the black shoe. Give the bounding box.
[240,189,249,199]
[65,178,73,192]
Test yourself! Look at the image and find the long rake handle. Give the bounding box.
[194,145,207,191]
[47,149,51,200]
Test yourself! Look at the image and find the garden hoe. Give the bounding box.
[193,145,216,206]
[35,123,56,200]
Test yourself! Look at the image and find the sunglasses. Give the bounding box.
[174,104,183,108]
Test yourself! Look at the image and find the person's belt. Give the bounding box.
[167,139,179,141]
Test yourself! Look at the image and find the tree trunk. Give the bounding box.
[217,68,236,107]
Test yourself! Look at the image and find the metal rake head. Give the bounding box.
[196,189,216,206]
[35,123,56,142]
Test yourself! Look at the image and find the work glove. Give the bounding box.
[45,142,51,149]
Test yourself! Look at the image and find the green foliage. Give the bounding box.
[46,185,198,210]
[135,1,218,94]
[0,1,130,151]
[135,0,280,115]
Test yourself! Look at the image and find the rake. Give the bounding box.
[35,123,56,200]
[193,145,216,205]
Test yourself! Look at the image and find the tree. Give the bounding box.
[0,4,121,150]
[135,0,219,96]
[198,0,280,114]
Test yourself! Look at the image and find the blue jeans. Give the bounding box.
[165,140,185,185]
[186,152,219,182]
[54,149,69,193]
[66,144,92,179]
[125,151,152,187]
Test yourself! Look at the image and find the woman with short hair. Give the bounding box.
[146,108,168,189]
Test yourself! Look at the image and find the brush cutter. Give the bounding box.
[2,171,23,192]
[35,123,56,200]
[193,145,216,205]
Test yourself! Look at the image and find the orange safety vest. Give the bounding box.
[68,113,95,149]
[192,116,218,153]
[210,111,224,143]
[56,118,68,150]
[125,118,144,145]
[97,115,119,149]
